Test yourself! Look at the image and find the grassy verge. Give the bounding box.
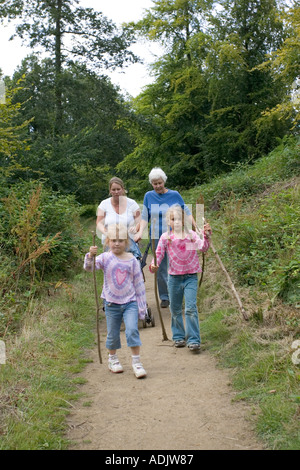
[186,137,300,450]
[0,267,103,450]
[198,255,300,450]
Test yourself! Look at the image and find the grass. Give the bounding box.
[191,137,300,449]
[198,257,300,450]
[189,137,300,449]
[0,269,103,450]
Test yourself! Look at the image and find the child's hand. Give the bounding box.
[204,223,212,238]
[89,246,98,257]
[150,264,159,273]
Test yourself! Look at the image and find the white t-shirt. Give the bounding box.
[97,197,140,244]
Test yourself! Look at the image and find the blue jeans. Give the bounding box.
[155,238,169,301]
[105,301,142,350]
[168,274,200,345]
[129,238,142,259]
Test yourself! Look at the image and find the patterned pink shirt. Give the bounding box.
[152,230,210,275]
[84,251,147,319]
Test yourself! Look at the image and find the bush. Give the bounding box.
[1,180,85,280]
[222,186,300,305]
[0,180,85,335]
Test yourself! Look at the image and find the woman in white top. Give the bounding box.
[96,177,142,258]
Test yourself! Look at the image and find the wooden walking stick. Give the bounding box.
[151,219,169,341]
[198,252,205,289]
[91,231,103,364]
[208,234,249,321]
[196,198,249,321]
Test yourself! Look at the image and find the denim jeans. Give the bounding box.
[155,238,169,301]
[168,274,200,345]
[129,238,142,259]
[105,301,142,350]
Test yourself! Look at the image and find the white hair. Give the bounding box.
[148,167,167,184]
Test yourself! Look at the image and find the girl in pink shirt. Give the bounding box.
[84,224,147,378]
[150,205,211,351]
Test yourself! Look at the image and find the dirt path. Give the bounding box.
[66,264,264,451]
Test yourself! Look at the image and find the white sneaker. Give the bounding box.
[132,362,147,379]
[108,358,123,373]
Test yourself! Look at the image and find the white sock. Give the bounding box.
[132,354,140,365]
[109,354,118,362]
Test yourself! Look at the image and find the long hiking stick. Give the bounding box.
[92,231,103,364]
[195,199,248,321]
[208,236,249,321]
[151,220,169,341]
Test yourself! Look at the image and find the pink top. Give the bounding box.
[151,230,210,275]
[84,251,147,319]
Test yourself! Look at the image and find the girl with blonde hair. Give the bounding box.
[150,205,211,352]
[84,223,147,378]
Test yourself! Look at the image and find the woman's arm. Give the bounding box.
[129,208,141,234]
[96,208,107,235]
[134,218,148,242]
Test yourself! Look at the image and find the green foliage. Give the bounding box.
[224,186,299,304]
[0,271,97,450]
[118,0,294,192]
[8,59,134,203]
[129,0,213,48]
[184,136,300,209]
[0,76,32,174]
[0,180,84,278]
[0,0,138,136]
[255,4,300,129]
[200,309,300,449]
[0,180,85,335]
[188,137,300,306]
[0,0,137,70]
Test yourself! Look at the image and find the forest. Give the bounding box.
[0,0,299,450]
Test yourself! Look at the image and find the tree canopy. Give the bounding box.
[0,0,298,201]
[117,0,298,194]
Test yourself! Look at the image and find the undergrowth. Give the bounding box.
[199,301,300,449]
[190,137,300,449]
[192,137,300,449]
[0,180,85,336]
[0,269,102,450]
[0,213,101,450]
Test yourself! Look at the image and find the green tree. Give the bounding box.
[9,57,135,203]
[0,76,32,181]
[203,0,289,172]
[128,0,213,52]
[119,0,290,191]
[255,2,300,130]
[0,0,137,134]
[118,0,213,190]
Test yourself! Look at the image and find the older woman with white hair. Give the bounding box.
[135,168,195,308]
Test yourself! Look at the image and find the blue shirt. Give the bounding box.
[141,189,191,239]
